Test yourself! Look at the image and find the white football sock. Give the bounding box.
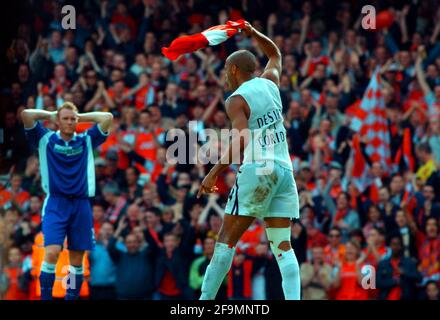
[276,248,301,300]
[200,242,235,300]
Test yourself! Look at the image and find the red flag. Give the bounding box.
[393,128,415,172]
[402,128,415,172]
[369,181,380,204]
[162,19,246,60]
[393,147,402,172]
[345,99,361,117]
[350,70,391,170]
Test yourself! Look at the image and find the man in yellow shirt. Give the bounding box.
[416,143,437,183]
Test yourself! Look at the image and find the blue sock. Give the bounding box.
[65,265,83,300]
[40,261,56,300]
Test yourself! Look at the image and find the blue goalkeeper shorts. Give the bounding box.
[41,195,95,250]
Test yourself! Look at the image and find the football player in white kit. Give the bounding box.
[197,21,301,300]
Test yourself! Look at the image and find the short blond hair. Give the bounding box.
[58,102,78,116]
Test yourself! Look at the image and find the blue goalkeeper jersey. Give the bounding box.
[24,121,108,198]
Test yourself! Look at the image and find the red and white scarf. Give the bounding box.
[162,19,246,60]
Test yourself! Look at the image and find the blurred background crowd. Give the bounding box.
[0,0,440,300]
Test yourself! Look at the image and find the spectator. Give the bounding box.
[389,174,407,209]
[0,247,28,300]
[323,180,360,239]
[416,143,438,183]
[25,195,42,229]
[138,186,162,211]
[391,209,419,259]
[291,219,308,265]
[155,232,193,300]
[377,187,400,232]
[349,229,366,248]
[102,182,128,224]
[323,227,345,267]
[414,184,440,228]
[360,227,389,268]
[422,118,440,165]
[332,240,368,300]
[360,227,389,300]
[301,40,329,77]
[0,173,30,211]
[312,92,345,138]
[122,166,143,203]
[108,224,157,300]
[189,236,226,299]
[418,217,440,285]
[205,213,223,240]
[227,247,268,300]
[423,281,440,300]
[92,202,106,237]
[1,208,20,253]
[21,156,41,195]
[48,30,65,64]
[362,205,386,239]
[89,222,117,300]
[118,204,143,238]
[12,217,35,251]
[377,235,422,300]
[143,207,174,248]
[301,246,333,300]
[285,102,312,158]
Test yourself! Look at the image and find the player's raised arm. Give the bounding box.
[21,109,57,128]
[77,111,114,133]
[243,21,282,86]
